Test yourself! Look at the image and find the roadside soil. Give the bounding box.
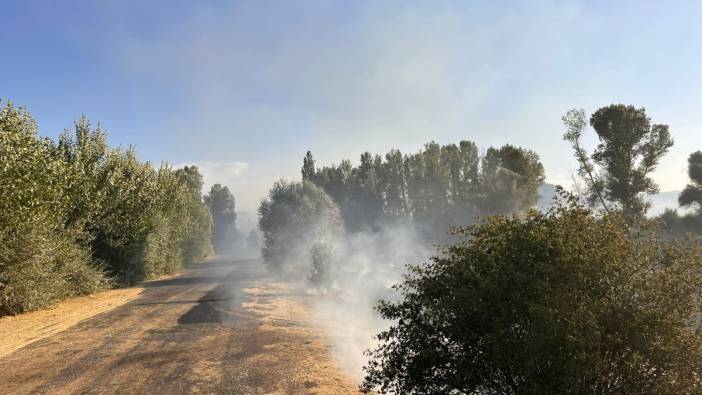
[0,257,360,394]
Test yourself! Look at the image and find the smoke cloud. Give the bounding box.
[311,221,431,380]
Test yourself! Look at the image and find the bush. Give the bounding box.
[0,223,106,315]
[258,180,343,274]
[362,192,702,394]
[307,242,334,289]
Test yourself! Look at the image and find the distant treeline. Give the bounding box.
[660,151,702,235]
[0,100,240,316]
[302,141,545,238]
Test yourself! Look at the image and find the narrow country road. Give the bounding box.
[0,257,358,394]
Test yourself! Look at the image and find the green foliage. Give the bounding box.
[480,144,545,215]
[362,193,702,394]
[0,223,106,316]
[176,166,214,263]
[258,180,343,273]
[0,99,214,315]
[0,101,106,315]
[564,105,673,217]
[302,150,315,182]
[680,151,702,214]
[303,140,544,238]
[657,208,702,237]
[205,184,239,254]
[307,242,334,288]
[659,151,702,237]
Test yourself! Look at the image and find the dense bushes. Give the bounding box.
[362,192,702,394]
[0,100,213,315]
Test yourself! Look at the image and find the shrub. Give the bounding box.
[307,242,334,289]
[362,192,702,394]
[0,223,106,315]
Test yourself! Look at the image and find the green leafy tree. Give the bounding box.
[176,166,214,263]
[302,150,316,182]
[564,105,673,217]
[258,180,342,273]
[381,149,409,216]
[679,151,702,213]
[362,193,702,394]
[303,140,544,238]
[0,101,105,314]
[205,184,239,255]
[1,98,216,314]
[479,144,545,215]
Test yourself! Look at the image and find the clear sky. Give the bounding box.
[2,1,701,211]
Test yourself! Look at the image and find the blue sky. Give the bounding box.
[2,1,701,211]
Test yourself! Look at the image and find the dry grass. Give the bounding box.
[242,281,361,394]
[0,286,144,358]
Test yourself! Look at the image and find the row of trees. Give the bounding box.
[302,141,545,237]
[257,140,546,284]
[0,100,217,316]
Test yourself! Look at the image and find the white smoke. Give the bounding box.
[311,220,431,380]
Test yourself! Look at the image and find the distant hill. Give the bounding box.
[537,184,685,217]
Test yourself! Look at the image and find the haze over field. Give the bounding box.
[2,1,701,211]
[3,1,702,393]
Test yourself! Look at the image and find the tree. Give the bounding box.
[0,98,216,314]
[564,105,673,217]
[302,150,316,182]
[562,109,609,212]
[204,184,238,254]
[679,151,702,213]
[362,192,702,394]
[382,149,409,216]
[175,166,213,263]
[0,101,105,314]
[479,144,545,215]
[258,180,342,274]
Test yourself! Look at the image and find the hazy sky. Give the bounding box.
[2,1,701,211]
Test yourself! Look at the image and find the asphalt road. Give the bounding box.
[0,257,357,394]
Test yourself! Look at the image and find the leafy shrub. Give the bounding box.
[0,223,106,315]
[362,192,702,394]
[307,242,334,288]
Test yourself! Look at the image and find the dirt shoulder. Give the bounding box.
[0,286,145,359]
